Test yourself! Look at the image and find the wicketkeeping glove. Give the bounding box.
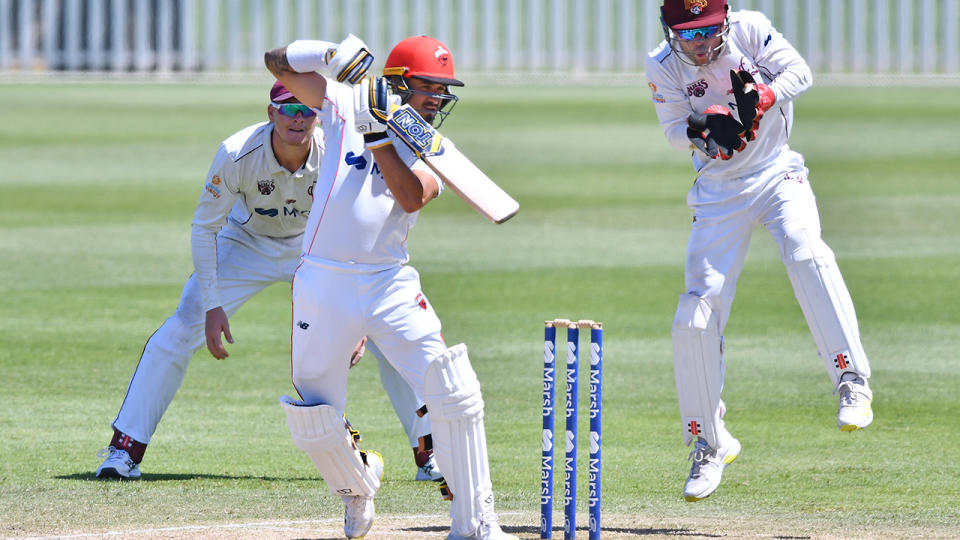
[687,105,747,161]
[730,69,776,141]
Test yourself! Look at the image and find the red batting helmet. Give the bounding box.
[383,36,464,87]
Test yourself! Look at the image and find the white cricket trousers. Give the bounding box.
[290,260,447,413]
[112,226,427,445]
[673,150,870,444]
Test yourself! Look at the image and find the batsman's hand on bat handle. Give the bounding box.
[687,105,748,161]
[355,77,402,147]
[285,34,373,84]
[730,69,776,141]
[204,307,233,360]
[349,337,367,368]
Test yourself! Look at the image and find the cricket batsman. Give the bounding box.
[645,0,874,502]
[264,34,517,540]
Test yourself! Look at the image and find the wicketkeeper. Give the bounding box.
[645,0,874,502]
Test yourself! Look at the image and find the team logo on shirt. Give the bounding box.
[684,0,707,15]
[211,175,221,185]
[257,179,276,195]
[415,293,428,310]
[686,78,708,97]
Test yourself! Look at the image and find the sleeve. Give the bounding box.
[738,11,813,104]
[644,51,695,153]
[190,144,242,313]
[411,159,444,197]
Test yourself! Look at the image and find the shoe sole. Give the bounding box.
[838,411,873,432]
[96,468,140,480]
[683,450,740,502]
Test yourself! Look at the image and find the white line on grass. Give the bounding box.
[13,512,525,540]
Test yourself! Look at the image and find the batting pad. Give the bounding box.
[422,344,495,537]
[672,294,727,448]
[279,396,381,498]
[781,232,871,387]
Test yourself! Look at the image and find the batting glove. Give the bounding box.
[687,105,747,161]
[730,69,776,141]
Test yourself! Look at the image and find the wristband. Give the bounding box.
[363,132,392,150]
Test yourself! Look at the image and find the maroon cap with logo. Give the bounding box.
[661,0,728,30]
[270,81,296,102]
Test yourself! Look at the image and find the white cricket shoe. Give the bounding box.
[415,454,444,481]
[342,451,383,539]
[837,376,873,431]
[683,436,740,502]
[447,519,519,540]
[95,446,141,479]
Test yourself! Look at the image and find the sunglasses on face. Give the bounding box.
[270,102,318,118]
[675,24,721,40]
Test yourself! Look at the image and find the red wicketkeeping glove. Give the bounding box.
[730,69,776,141]
[686,104,747,161]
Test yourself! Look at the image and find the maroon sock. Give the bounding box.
[109,428,148,464]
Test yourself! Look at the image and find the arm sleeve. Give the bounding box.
[739,11,813,104]
[191,144,242,313]
[411,159,444,197]
[645,53,696,153]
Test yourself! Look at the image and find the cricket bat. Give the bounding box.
[385,105,519,224]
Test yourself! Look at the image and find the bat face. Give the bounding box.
[385,105,519,224]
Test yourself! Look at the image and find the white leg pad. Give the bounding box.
[280,396,381,498]
[422,344,494,537]
[672,293,728,448]
[782,232,871,387]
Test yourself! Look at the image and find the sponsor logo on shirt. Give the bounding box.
[345,152,368,170]
[254,206,310,218]
[205,183,221,198]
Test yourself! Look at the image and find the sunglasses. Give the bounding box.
[270,102,318,118]
[674,24,721,41]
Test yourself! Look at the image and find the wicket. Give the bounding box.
[541,319,603,540]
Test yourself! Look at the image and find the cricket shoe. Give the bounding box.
[342,451,383,539]
[837,375,873,431]
[95,446,141,479]
[447,519,518,540]
[415,454,444,481]
[683,436,741,502]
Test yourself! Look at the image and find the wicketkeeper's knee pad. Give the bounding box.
[422,344,494,537]
[279,396,380,498]
[672,293,727,448]
[781,231,871,386]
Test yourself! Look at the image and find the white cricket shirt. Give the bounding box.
[300,79,439,270]
[191,122,323,311]
[645,10,813,182]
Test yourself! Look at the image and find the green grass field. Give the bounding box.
[1,78,959,539]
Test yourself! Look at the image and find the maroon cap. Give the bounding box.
[270,81,295,102]
[661,0,728,30]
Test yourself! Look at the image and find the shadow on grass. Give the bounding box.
[56,472,317,482]
[403,524,731,537]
